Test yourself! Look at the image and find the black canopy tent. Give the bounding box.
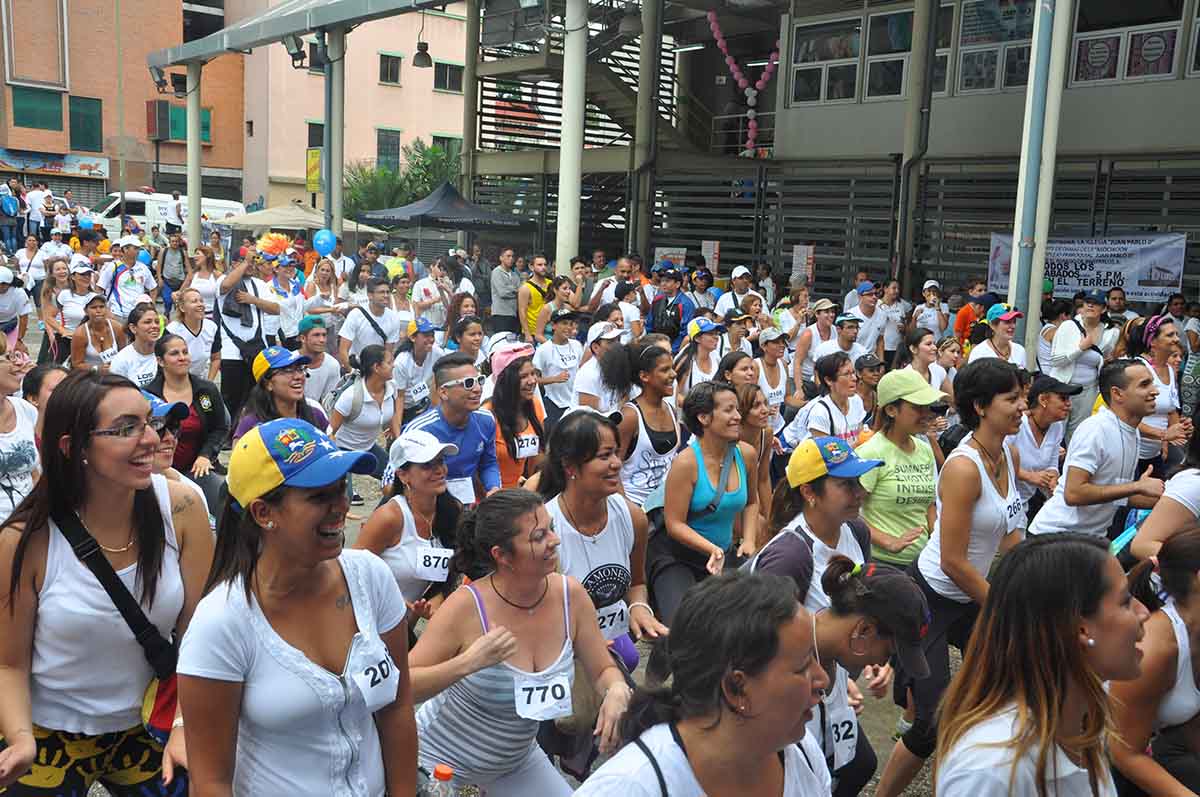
[359,182,536,254]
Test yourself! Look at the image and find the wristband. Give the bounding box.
[629,601,654,617]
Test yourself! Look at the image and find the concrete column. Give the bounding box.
[459,0,481,248]
[328,28,347,236]
[555,0,587,274]
[895,0,933,282]
[186,61,202,249]
[631,0,662,256]
[1023,0,1074,356]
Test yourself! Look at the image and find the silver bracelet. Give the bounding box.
[628,601,654,617]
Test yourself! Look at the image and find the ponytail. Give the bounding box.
[1128,526,1200,612]
[453,488,544,580]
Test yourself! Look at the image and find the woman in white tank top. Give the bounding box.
[755,328,789,434]
[0,372,212,794]
[614,343,681,505]
[794,302,837,387]
[878,358,1028,795]
[355,430,463,625]
[1111,528,1200,795]
[673,320,721,402]
[70,294,124,371]
[181,245,221,317]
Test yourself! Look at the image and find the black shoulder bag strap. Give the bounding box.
[51,508,176,680]
[691,443,736,520]
[1072,318,1103,358]
[633,737,669,797]
[354,305,388,345]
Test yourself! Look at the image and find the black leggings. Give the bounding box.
[220,358,254,429]
[833,728,878,797]
[896,565,980,760]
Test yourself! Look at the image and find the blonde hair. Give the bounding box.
[41,257,71,308]
[171,288,204,323]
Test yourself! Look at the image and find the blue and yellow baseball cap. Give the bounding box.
[252,346,311,383]
[786,436,882,487]
[687,317,725,340]
[407,317,440,336]
[228,419,377,508]
[140,390,188,423]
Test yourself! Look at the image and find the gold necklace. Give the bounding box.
[82,512,136,554]
[408,496,436,536]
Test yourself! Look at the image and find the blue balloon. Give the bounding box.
[78,217,94,230]
[137,249,153,265]
[313,228,336,257]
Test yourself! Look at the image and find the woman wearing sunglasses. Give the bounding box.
[0,370,214,794]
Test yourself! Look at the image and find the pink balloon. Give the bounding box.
[755,79,766,91]
[774,39,781,49]
[706,10,717,22]
[737,77,749,89]
[716,37,726,50]
[748,121,758,131]
[725,55,736,67]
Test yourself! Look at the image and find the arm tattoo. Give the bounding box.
[171,492,196,516]
[335,594,351,610]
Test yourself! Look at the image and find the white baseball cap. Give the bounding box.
[0,266,13,284]
[730,265,751,280]
[387,429,458,472]
[586,321,623,346]
[922,279,941,291]
[758,327,786,345]
[114,235,143,249]
[70,262,94,275]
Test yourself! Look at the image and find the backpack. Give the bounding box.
[1,196,17,217]
[650,295,682,341]
[323,371,366,424]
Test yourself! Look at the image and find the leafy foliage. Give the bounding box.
[344,138,461,222]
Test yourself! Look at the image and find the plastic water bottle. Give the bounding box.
[423,764,454,796]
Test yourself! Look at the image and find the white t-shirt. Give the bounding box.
[878,301,907,350]
[25,189,45,222]
[619,301,641,340]
[714,288,764,318]
[1138,357,1179,460]
[332,254,357,281]
[533,339,583,409]
[1162,468,1200,520]
[812,337,867,365]
[967,339,1027,368]
[0,396,40,518]
[574,357,622,414]
[339,306,402,358]
[166,319,218,380]
[1029,407,1140,537]
[333,381,395,451]
[1006,415,1065,505]
[936,706,1117,797]
[178,549,406,797]
[849,306,886,355]
[843,288,859,313]
[392,345,445,409]
[0,287,32,324]
[110,345,159,387]
[912,302,950,337]
[804,394,866,447]
[573,723,830,797]
[216,275,268,361]
[190,273,221,314]
[56,289,90,334]
[410,277,447,328]
[304,353,342,404]
[97,261,157,318]
[16,249,45,283]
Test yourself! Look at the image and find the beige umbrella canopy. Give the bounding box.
[221,200,386,237]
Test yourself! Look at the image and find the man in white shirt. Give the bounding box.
[411,259,453,330]
[299,315,343,404]
[39,229,72,261]
[330,237,357,283]
[98,236,157,322]
[338,276,402,367]
[25,183,46,241]
[848,281,885,360]
[589,256,634,310]
[1029,358,1165,537]
[573,322,624,413]
[843,270,869,312]
[812,314,868,364]
[714,265,765,317]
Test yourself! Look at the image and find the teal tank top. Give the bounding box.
[687,438,748,552]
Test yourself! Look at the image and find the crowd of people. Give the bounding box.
[0,232,1197,797]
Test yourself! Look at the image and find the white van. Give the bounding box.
[88,192,246,240]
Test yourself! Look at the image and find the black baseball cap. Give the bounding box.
[1028,375,1084,405]
[855,353,884,371]
[551,307,584,324]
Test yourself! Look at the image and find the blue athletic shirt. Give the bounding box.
[406,406,502,494]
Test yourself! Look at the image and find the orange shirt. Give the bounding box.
[488,399,546,487]
[954,304,979,347]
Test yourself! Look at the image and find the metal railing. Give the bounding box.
[709,111,775,156]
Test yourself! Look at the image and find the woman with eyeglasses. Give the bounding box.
[231,345,328,444]
[782,352,865,450]
[179,418,415,797]
[355,429,463,637]
[109,303,161,389]
[331,344,398,505]
[70,293,124,372]
[482,343,544,489]
[145,334,228,514]
[0,370,214,794]
[145,392,212,528]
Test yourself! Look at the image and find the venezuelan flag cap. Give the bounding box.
[228,419,376,508]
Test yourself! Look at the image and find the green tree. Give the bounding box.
[344,137,461,220]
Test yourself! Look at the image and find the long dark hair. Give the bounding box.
[717,350,752,383]
[599,340,670,400]
[893,326,934,370]
[491,355,542,464]
[206,486,282,599]
[454,488,545,580]
[237,370,320,431]
[538,409,621,501]
[390,476,464,599]
[1129,526,1200,612]
[6,371,167,609]
[622,570,801,741]
[124,302,158,343]
[346,261,371,294]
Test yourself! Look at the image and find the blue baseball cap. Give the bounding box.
[297,315,326,335]
[786,436,883,486]
[252,345,311,382]
[140,390,189,423]
[227,419,377,509]
[856,281,876,295]
[407,317,441,336]
[687,317,726,339]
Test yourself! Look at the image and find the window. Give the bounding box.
[434,62,464,92]
[432,135,461,156]
[308,42,326,73]
[377,129,401,172]
[12,86,62,130]
[379,54,402,84]
[958,0,1036,92]
[1192,4,1200,76]
[246,120,254,137]
[865,11,910,99]
[68,96,102,152]
[1071,0,1183,84]
[308,122,324,148]
[166,106,213,143]
[791,18,861,103]
[932,4,954,94]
